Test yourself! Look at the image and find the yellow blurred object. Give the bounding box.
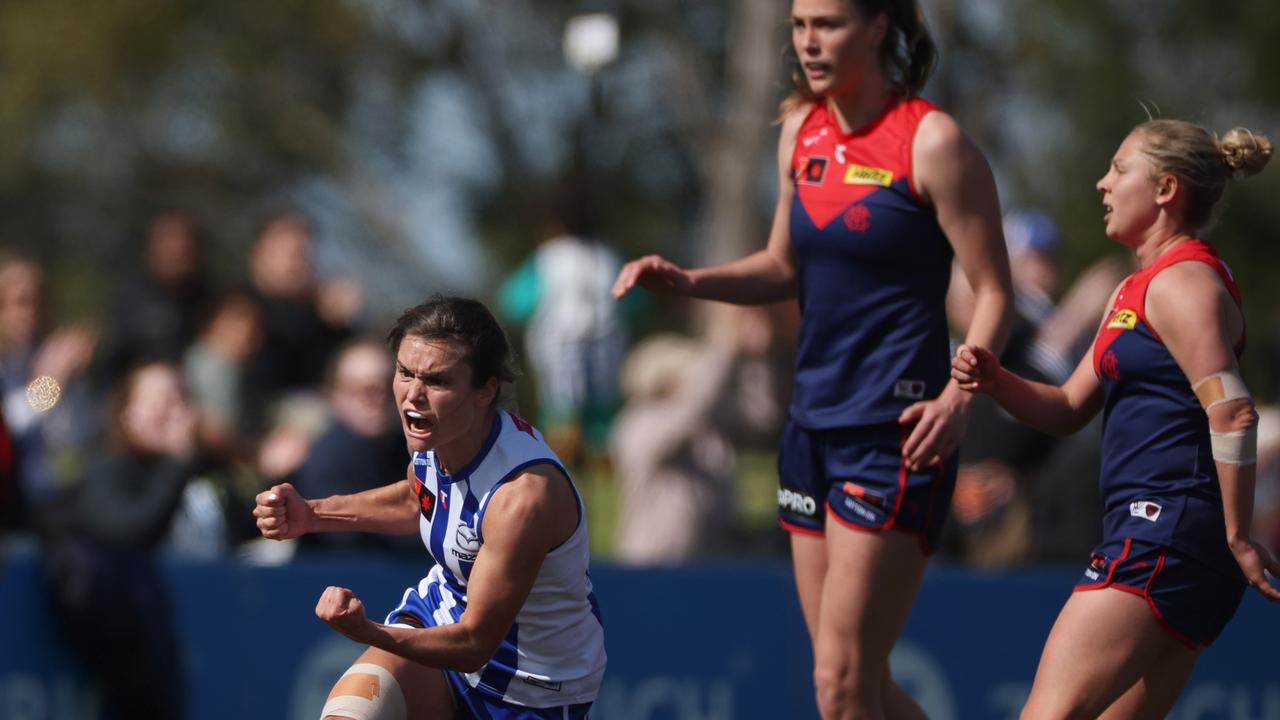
[26,375,61,413]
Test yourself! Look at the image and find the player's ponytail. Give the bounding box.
[876,0,937,98]
[1219,127,1273,178]
[1136,120,1273,232]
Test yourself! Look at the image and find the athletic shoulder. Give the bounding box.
[913,108,970,162]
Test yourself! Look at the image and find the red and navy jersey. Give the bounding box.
[1092,239,1244,579]
[788,98,952,428]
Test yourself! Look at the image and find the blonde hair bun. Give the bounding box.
[1219,127,1273,176]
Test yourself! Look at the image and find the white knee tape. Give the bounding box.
[320,663,407,720]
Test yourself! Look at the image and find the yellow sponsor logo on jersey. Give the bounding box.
[843,164,894,187]
[1107,309,1138,330]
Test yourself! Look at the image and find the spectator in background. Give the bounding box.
[41,361,199,719]
[184,292,263,463]
[0,254,97,519]
[183,292,266,546]
[292,339,413,554]
[94,211,210,386]
[612,306,786,564]
[242,213,363,432]
[498,193,631,467]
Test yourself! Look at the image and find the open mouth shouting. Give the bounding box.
[404,409,434,437]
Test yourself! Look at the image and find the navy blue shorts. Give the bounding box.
[1075,537,1246,647]
[776,419,957,553]
[445,671,592,720]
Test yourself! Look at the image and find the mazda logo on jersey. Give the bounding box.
[456,523,481,551]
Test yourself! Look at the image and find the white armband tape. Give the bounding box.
[1192,369,1250,412]
[1210,426,1257,466]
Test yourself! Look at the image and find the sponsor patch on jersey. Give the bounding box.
[510,412,537,438]
[413,455,428,466]
[456,523,480,551]
[843,164,894,187]
[1107,309,1138,330]
[522,676,563,692]
[798,156,829,185]
[1130,500,1163,522]
[894,379,926,400]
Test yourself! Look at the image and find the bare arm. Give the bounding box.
[253,462,420,539]
[315,463,579,670]
[1148,262,1280,601]
[610,108,806,305]
[898,111,1015,469]
[952,345,1104,436]
[951,278,1120,435]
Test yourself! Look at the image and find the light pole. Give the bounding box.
[561,12,619,235]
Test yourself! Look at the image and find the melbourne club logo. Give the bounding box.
[843,203,871,232]
[1101,349,1120,379]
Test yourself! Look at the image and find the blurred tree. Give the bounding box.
[0,0,1276,400]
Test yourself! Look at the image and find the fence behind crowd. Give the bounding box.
[0,547,1275,720]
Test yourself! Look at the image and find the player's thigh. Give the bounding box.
[814,520,929,677]
[790,531,828,645]
[1097,645,1198,720]
[1022,588,1192,720]
[323,646,453,720]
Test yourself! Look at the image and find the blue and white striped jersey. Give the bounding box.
[387,411,606,707]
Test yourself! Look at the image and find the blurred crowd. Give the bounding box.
[3,205,1280,716]
[0,212,403,560]
[2,207,1279,571]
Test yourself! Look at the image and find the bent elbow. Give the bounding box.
[453,654,488,674]
[450,627,499,674]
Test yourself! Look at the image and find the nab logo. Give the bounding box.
[843,164,894,187]
[419,487,435,517]
[1107,309,1138,330]
[798,156,829,185]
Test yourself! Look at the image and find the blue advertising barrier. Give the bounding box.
[0,546,1276,719]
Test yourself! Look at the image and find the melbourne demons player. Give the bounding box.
[612,0,1014,716]
[953,119,1280,717]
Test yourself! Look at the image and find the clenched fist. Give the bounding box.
[316,586,371,642]
[252,482,315,540]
